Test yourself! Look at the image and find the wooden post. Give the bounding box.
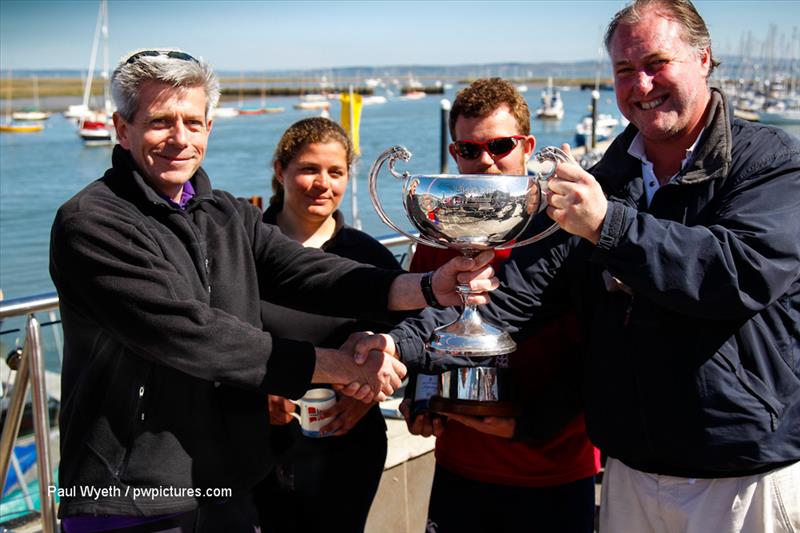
[440,99,451,174]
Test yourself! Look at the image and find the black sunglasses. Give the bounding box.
[453,135,526,160]
[125,50,199,65]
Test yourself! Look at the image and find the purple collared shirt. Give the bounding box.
[160,180,195,210]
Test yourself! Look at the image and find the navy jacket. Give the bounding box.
[393,89,800,477]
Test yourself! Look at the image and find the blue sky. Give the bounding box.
[1,1,798,71]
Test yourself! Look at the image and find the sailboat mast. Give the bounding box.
[101,0,112,118]
[81,1,104,127]
[78,1,103,128]
[791,27,798,96]
[261,72,266,108]
[33,75,40,110]
[239,72,244,108]
[4,70,11,122]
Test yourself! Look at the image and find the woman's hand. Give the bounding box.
[268,394,295,425]
[318,395,375,436]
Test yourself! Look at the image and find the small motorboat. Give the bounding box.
[574,114,619,147]
[211,107,240,118]
[401,91,426,100]
[293,100,330,110]
[78,119,113,144]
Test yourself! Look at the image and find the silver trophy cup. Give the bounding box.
[369,145,567,414]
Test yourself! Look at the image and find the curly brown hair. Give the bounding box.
[270,117,354,206]
[448,78,530,140]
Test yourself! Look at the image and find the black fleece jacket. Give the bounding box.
[50,146,402,517]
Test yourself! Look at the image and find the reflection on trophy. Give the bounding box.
[369,145,567,416]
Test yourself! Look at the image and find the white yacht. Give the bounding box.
[535,77,564,120]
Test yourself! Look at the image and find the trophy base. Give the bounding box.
[436,366,516,413]
[427,318,517,357]
[429,396,522,417]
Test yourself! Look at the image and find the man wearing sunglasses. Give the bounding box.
[402,78,599,533]
[49,48,496,532]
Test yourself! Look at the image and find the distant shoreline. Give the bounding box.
[1,76,615,102]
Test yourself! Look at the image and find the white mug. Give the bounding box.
[289,388,337,437]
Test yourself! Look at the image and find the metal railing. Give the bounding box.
[377,232,417,269]
[0,233,415,532]
[0,293,59,533]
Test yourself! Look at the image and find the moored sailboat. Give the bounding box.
[535,77,564,120]
[77,0,114,145]
[11,76,50,122]
[0,71,44,134]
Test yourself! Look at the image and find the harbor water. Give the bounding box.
[0,85,622,300]
[2,86,798,300]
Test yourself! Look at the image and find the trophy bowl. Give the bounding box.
[369,145,566,358]
[369,145,566,415]
[400,172,544,357]
[403,174,534,252]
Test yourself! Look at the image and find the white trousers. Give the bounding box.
[599,457,800,533]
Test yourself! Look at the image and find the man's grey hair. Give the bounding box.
[111,49,220,121]
[604,0,720,77]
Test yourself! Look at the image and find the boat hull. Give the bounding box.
[536,109,564,120]
[0,123,44,133]
[12,112,50,121]
[758,110,800,125]
[293,101,330,110]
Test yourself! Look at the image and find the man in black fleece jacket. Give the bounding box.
[49,48,495,532]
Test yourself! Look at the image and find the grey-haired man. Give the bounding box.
[50,49,495,531]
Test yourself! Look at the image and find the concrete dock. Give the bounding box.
[365,419,603,533]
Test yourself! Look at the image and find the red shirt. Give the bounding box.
[410,244,600,487]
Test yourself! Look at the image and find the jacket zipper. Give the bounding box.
[177,209,212,296]
[136,385,146,423]
[133,363,153,426]
[115,367,152,477]
[719,353,781,430]
[623,296,634,328]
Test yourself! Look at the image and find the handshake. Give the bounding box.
[314,332,402,403]
[312,250,497,403]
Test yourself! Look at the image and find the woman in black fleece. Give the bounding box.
[253,117,398,533]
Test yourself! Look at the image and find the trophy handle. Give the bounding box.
[368,146,449,249]
[497,146,569,249]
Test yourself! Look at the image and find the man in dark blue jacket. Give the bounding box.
[362,1,800,531]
